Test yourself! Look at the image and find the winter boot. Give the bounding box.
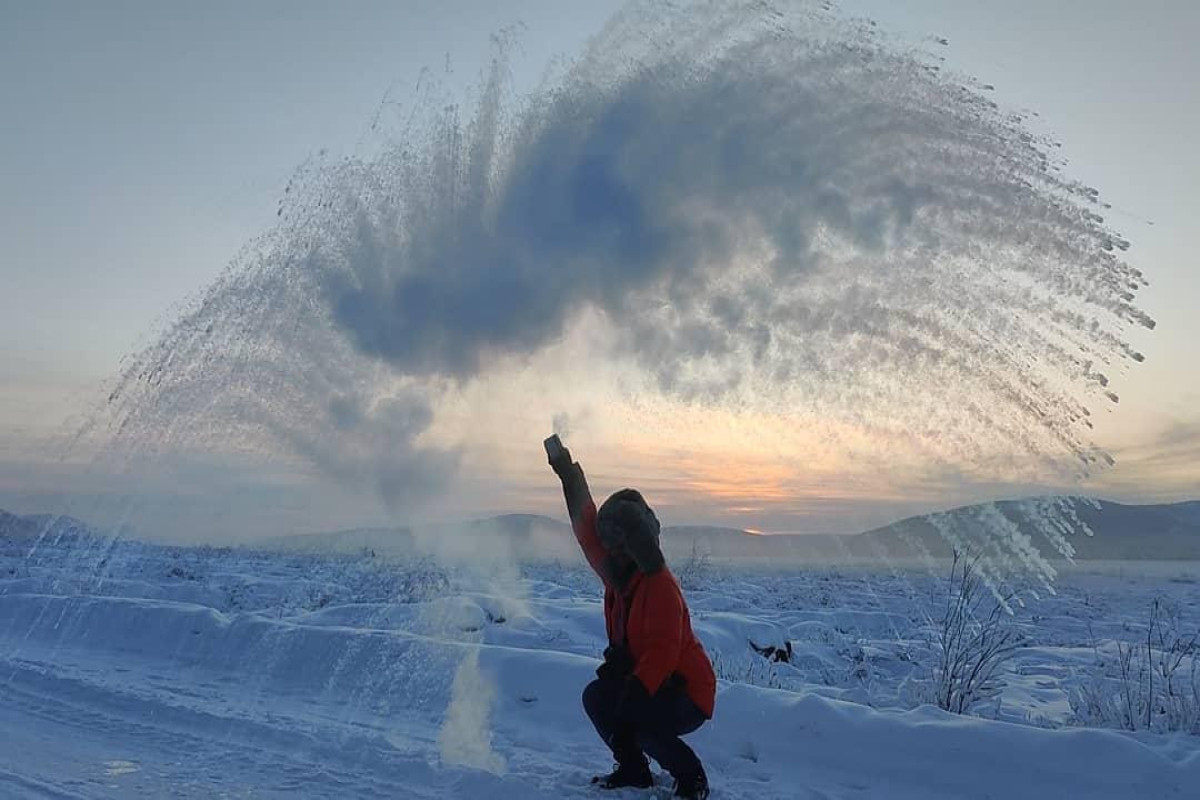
[673,766,709,799]
[592,757,653,790]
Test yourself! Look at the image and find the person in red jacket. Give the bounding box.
[547,436,715,800]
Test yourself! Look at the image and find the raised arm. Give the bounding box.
[547,439,610,586]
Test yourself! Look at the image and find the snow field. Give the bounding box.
[2,535,1198,798]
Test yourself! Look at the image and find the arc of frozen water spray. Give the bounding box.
[76,1,1152,591]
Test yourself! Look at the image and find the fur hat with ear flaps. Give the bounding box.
[597,489,665,574]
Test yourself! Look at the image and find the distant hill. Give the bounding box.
[0,510,97,540]
[0,510,40,539]
[0,510,101,558]
[860,497,1200,561]
[256,513,577,561]
[258,514,773,562]
[5,497,1199,562]
[657,498,1200,563]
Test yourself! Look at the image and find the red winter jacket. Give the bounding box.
[563,465,716,718]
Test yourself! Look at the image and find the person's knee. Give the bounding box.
[582,678,606,719]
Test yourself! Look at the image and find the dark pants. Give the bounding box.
[582,676,707,779]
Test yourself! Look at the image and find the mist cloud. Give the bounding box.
[315,2,1149,468]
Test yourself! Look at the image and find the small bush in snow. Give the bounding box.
[674,540,713,591]
[1070,598,1200,734]
[712,649,783,689]
[931,550,1023,714]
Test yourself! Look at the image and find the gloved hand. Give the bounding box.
[545,435,574,477]
[596,644,634,681]
[614,675,651,725]
[549,449,573,477]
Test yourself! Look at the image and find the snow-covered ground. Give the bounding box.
[2,533,1199,798]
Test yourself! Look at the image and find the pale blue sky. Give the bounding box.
[1,1,1196,535]
[0,0,616,377]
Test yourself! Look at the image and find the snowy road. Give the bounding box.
[0,652,439,799]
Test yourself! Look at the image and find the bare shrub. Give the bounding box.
[1070,598,1200,734]
[675,539,713,591]
[712,649,783,689]
[932,550,1023,714]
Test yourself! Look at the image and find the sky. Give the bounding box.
[1,0,1197,540]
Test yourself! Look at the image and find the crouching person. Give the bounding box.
[547,436,715,799]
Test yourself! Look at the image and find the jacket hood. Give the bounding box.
[597,488,664,575]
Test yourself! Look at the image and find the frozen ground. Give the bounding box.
[2,533,1199,798]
